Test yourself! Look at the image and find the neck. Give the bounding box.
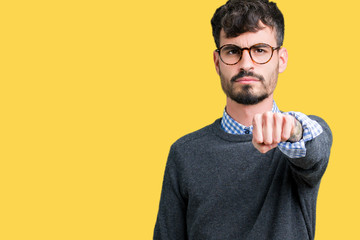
[225,95,274,127]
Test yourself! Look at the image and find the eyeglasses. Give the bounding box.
[216,43,281,65]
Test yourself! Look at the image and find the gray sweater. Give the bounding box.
[154,116,332,240]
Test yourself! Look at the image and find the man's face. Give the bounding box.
[213,24,288,105]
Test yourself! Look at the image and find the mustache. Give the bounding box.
[230,70,265,82]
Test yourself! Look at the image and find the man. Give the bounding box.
[154,0,332,239]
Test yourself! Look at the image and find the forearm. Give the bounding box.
[286,115,333,186]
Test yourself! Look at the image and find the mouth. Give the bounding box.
[233,77,260,84]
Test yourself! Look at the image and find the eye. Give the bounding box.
[228,48,239,55]
[251,45,270,55]
[222,46,240,55]
[254,48,267,53]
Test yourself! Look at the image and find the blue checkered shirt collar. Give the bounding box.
[221,101,280,135]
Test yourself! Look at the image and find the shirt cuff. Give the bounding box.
[278,111,323,158]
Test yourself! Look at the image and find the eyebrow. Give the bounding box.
[221,43,270,49]
[251,43,269,48]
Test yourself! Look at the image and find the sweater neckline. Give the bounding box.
[210,118,253,142]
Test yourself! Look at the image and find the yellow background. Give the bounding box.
[0,0,359,239]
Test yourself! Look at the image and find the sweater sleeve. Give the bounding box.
[154,145,188,240]
[286,115,333,187]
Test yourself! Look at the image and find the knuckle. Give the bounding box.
[264,111,272,119]
[285,115,294,123]
[274,113,283,122]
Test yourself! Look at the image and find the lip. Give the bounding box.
[234,77,260,84]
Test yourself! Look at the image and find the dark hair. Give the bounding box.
[211,0,284,49]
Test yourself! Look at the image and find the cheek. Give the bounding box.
[267,66,279,90]
[270,63,280,80]
[219,64,236,79]
[262,63,279,81]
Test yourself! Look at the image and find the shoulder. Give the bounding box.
[308,115,327,124]
[308,114,333,141]
[172,119,220,148]
[165,120,220,168]
[308,115,331,132]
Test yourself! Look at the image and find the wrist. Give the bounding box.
[288,118,303,143]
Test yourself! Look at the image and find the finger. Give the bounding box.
[263,112,273,145]
[252,139,278,154]
[273,113,283,143]
[252,113,263,144]
[282,115,295,141]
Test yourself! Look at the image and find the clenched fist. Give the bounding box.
[252,112,302,154]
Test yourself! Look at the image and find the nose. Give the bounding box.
[238,49,254,71]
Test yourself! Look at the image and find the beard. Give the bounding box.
[220,69,278,105]
[229,84,269,105]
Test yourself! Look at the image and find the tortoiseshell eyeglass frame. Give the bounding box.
[215,43,281,65]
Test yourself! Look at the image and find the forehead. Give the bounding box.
[219,25,277,47]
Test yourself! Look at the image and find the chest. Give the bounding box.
[181,143,291,206]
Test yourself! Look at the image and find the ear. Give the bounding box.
[278,47,288,73]
[213,50,220,75]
